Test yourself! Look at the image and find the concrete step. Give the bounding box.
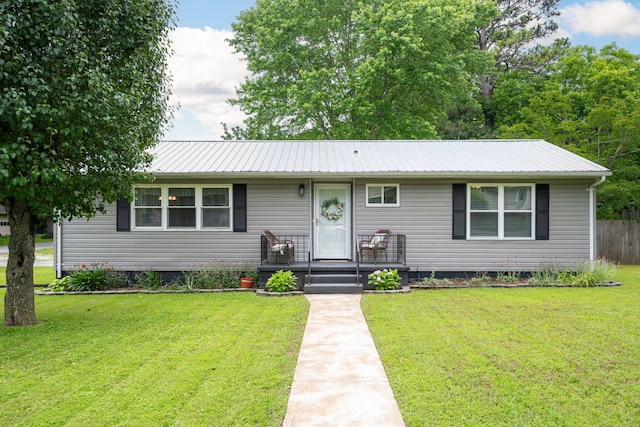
[306,273,361,284]
[304,282,364,294]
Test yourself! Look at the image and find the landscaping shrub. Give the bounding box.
[420,270,454,287]
[65,263,124,291]
[368,269,400,290]
[266,270,297,292]
[133,270,163,290]
[529,259,618,286]
[46,277,68,292]
[184,269,220,289]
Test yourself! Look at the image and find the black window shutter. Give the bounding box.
[452,184,466,239]
[116,199,131,231]
[535,184,550,240]
[233,184,247,232]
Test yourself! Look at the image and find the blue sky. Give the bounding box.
[164,0,640,140]
[176,0,255,30]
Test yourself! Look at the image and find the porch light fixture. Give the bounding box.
[299,184,305,196]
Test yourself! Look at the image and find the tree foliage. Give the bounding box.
[498,44,640,219]
[439,0,565,137]
[0,0,175,325]
[226,0,496,140]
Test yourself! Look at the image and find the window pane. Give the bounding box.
[470,186,498,210]
[135,208,161,227]
[135,188,161,206]
[470,212,498,237]
[203,208,230,228]
[505,213,532,237]
[368,186,382,204]
[505,186,531,210]
[168,209,196,227]
[169,188,195,207]
[203,188,229,207]
[383,186,397,204]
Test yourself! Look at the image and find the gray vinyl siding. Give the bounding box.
[59,179,310,272]
[354,179,592,271]
[60,177,593,273]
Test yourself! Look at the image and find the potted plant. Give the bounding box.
[240,262,259,288]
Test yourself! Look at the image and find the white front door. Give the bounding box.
[314,184,351,259]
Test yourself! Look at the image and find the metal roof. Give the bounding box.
[147,140,611,178]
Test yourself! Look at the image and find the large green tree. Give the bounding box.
[0,0,175,326]
[499,44,640,219]
[476,0,562,130]
[438,0,565,138]
[226,0,496,140]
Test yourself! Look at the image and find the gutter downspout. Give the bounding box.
[588,176,606,261]
[55,214,62,279]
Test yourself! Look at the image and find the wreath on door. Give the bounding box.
[321,197,344,221]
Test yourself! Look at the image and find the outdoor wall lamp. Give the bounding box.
[299,184,305,197]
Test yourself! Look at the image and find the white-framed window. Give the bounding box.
[468,184,534,239]
[133,185,232,230]
[366,184,400,207]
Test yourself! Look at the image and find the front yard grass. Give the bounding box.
[0,266,56,286]
[0,292,309,426]
[362,265,640,426]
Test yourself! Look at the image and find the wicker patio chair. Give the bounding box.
[359,230,392,263]
[263,230,295,264]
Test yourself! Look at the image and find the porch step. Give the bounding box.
[304,273,363,294]
[304,283,364,294]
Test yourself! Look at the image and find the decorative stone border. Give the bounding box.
[409,281,622,290]
[35,288,257,295]
[364,286,412,294]
[255,289,304,297]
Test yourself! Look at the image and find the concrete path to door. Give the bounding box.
[283,294,405,426]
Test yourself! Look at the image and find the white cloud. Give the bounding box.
[164,27,248,140]
[560,0,640,37]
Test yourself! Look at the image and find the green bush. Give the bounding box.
[46,277,69,292]
[133,270,163,290]
[211,263,240,289]
[184,269,220,289]
[368,269,400,290]
[66,263,123,291]
[420,269,454,287]
[530,259,618,286]
[530,261,562,285]
[188,260,253,289]
[470,271,492,285]
[496,270,521,283]
[266,270,297,292]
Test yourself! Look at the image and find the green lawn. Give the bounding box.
[0,292,309,426]
[1,244,57,285]
[1,267,56,286]
[362,265,640,426]
[0,236,52,246]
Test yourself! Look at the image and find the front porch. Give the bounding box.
[259,233,408,293]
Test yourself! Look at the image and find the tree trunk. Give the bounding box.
[4,197,37,326]
[478,75,495,131]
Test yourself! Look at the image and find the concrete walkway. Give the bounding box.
[283,295,405,427]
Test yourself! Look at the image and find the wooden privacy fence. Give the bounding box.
[597,220,640,264]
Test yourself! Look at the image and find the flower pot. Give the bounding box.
[240,277,254,288]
